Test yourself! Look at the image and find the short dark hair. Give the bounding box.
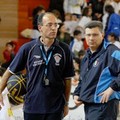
[78,50,85,57]
[73,30,82,36]
[108,32,119,41]
[32,6,45,18]
[105,5,114,14]
[82,7,90,16]
[6,42,14,47]
[85,21,103,32]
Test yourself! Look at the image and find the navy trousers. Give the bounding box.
[84,99,119,120]
[24,111,63,120]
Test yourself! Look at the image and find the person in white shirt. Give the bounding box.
[110,0,120,14]
[108,32,120,49]
[70,30,84,57]
[63,0,87,17]
[78,6,92,28]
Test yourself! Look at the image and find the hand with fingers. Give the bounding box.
[98,87,114,103]
[74,95,83,106]
[63,105,69,117]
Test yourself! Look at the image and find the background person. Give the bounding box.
[57,23,71,45]
[70,30,84,58]
[104,4,120,39]
[31,5,45,39]
[1,42,16,69]
[108,32,120,49]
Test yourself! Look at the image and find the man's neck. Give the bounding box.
[90,49,96,53]
[90,47,97,53]
[40,38,54,47]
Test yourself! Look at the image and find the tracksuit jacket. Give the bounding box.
[74,40,120,103]
[105,13,120,38]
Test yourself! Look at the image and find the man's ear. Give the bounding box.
[102,32,105,38]
[38,25,42,32]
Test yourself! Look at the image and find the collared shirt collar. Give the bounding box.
[36,37,59,47]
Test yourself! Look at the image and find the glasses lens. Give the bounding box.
[44,23,59,28]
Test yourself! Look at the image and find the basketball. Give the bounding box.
[7,93,24,105]
[7,73,26,97]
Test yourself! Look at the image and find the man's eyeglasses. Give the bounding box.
[42,23,60,29]
[85,33,99,37]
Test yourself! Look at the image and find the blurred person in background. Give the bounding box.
[64,0,87,18]
[78,6,92,28]
[57,23,71,45]
[21,5,45,39]
[104,4,120,39]
[70,30,84,58]
[108,32,120,48]
[110,0,120,14]
[88,0,105,21]
[1,42,15,69]
[31,5,46,39]
[51,9,62,23]
[48,0,64,21]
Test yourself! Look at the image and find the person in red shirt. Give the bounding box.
[2,42,15,69]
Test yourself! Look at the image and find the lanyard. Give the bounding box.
[40,46,54,76]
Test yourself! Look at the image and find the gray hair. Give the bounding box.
[85,21,103,32]
[37,13,45,25]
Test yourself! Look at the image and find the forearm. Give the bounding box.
[110,77,120,91]
[64,78,72,104]
[0,69,13,93]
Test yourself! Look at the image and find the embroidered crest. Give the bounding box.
[93,59,99,67]
[53,53,62,65]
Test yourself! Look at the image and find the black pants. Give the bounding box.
[24,111,63,120]
[84,99,119,120]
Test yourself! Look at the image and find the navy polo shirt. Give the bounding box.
[8,38,74,113]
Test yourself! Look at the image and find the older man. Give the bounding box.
[0,12,74,120]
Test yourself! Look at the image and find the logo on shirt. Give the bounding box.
[53,53,62,66]
[33,55,43,66]
[93,59,99,67]
[33,55,41,59]
[33,60,43,66]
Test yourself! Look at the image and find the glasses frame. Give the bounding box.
[42,22,60,29]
